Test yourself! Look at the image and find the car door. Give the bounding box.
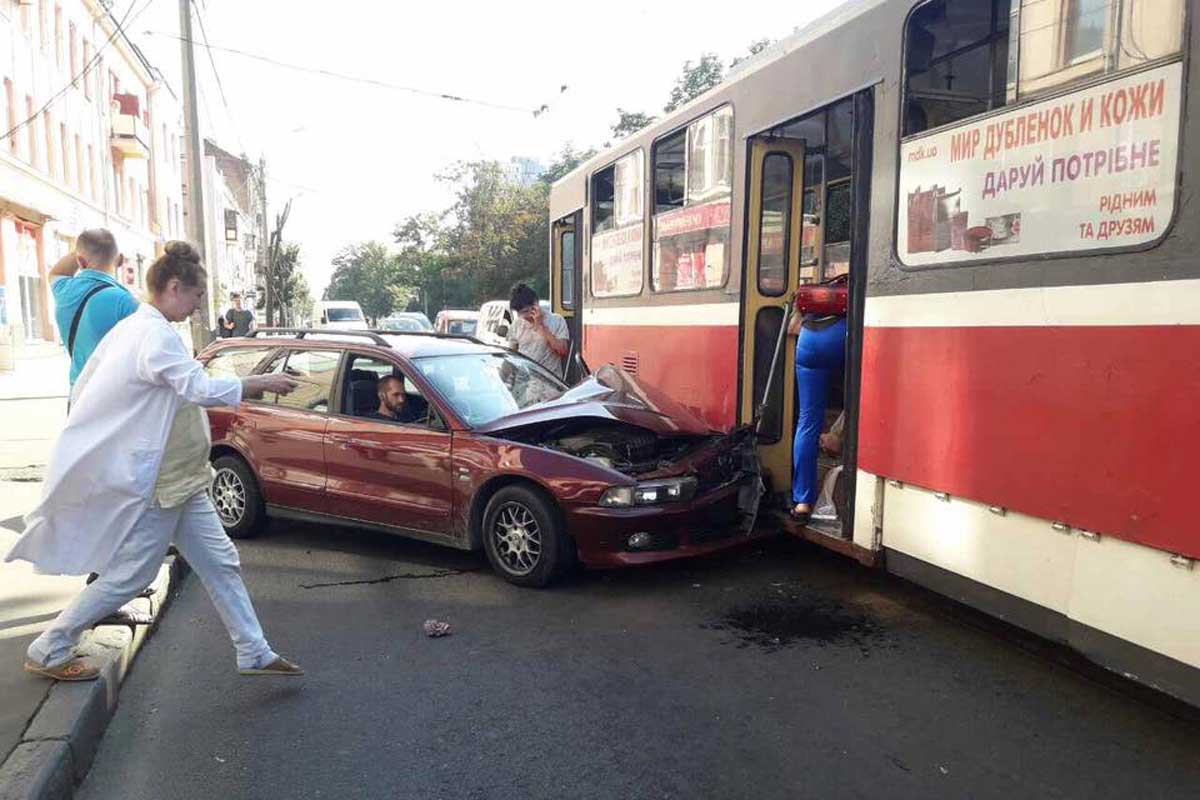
[238,347,340,511]
[323,352,454,536]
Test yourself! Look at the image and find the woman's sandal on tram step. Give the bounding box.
[239,656,305,677]
[24,658,100,682]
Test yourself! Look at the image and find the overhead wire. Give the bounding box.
[1,0,157,142]
[140,30,556,117]
[190,0,247,154]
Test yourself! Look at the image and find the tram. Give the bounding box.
[548,0,1198,704]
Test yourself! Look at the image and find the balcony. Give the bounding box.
[110,112,150,159]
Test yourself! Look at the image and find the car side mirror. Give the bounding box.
[496,324,509,338]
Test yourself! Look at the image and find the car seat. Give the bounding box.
[347,369,380,416]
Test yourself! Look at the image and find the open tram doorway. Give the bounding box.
[740,90,872,542]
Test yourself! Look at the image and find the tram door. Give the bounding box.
[741,137,807,501]
[551,210,584,383]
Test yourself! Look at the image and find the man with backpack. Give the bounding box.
[49,229,139,389]
[47,229,151,622]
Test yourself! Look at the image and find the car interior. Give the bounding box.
[342,355,438,428]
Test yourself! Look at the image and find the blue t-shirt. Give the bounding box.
[51,270,139,385]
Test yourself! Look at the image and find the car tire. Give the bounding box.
[210,455,267,539]
[481,485,571,588]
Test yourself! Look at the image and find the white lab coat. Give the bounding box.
[5,304,242,575]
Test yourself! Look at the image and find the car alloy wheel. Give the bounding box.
[490,501,543,576]
[211,467,247,528]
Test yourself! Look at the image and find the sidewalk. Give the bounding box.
[0,352,70,474]
[0,352,185,799]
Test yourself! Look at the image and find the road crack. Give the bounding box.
[299,567,481,589]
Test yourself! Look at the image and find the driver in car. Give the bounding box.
[366,376,419,423]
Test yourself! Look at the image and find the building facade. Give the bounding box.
[0,0,187,364]
[203,139,263,325]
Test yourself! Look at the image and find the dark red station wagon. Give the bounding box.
[201,329,764,586]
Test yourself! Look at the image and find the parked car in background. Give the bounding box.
[378,315,427,333]
[314,300,367,331]
[434,309,479,337]
[384,311,433,331]
[199,330,763,587]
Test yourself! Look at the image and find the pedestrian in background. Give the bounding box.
[506,283,569,377]
[47,229,138,388]
[221,292,255,338]
[8,242,304,681]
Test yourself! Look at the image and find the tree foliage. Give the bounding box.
[541,142,597,185]
[663,53,725,113]
[325,241,401,322]
[729,38,773,69]
[610,108,656,141]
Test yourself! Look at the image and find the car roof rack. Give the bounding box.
[245,327,490,347]
[247,328,390,346]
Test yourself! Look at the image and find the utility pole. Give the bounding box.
[179,0,212,347]
[257,158,272,326]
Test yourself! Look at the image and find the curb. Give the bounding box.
[0,556,190,800]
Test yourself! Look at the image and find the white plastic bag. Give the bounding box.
[812,465,843,521]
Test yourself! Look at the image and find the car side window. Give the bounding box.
[258,349,339,413]
[203,347,273,379]
[342,353,441,429]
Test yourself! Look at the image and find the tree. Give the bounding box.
[663,53,725,113]
[325,241,401,322]
[610,108,656,141]
[541,142,597,185]
[271,244,310,326]
[729,38,773,69]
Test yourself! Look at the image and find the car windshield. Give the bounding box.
[407,314,434,331]
[447,320,477,335]
[414,353,566,426]
[327,307,363,322]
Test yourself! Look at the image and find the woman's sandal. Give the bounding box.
[24,658,100,681]
[789,506,812,523]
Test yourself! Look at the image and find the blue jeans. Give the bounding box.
[792,318,847,505]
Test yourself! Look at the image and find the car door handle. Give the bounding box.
[330,437,388,451]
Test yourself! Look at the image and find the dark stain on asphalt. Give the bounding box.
[704,592,886,654]
[299,567,482,589]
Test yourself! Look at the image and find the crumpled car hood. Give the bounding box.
[474,364,714,437]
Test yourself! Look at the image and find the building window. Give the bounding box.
[60,123,69,185]
[82,40,92,99]
[68,22,77,77]
[4,79,15,155]
[54,5,62,66]
[38,0,48,51]
[87,143,95,199]
[19,0,30,35]
[650,105,734,292]
[74,133,82,194]
[25,96,36,165]
[43,112,55,177]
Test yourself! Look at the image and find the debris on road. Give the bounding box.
[423,619,452,637]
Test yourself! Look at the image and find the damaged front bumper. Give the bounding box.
[566,426,766,567]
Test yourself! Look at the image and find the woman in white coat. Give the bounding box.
[7,241,303,681]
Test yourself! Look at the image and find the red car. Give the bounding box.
[200,329,763,586]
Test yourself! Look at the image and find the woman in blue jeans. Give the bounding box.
[791,314,847,520]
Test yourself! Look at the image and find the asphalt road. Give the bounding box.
[79,522,1200,800]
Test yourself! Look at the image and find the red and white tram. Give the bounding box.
[548,0,1198,704]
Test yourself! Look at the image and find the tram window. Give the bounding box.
[654,129,686,213]
[758,153,793,297]
[560,230,576,309]
[905,0,1009,135]
[592,167,615,233]
[651,105,734,293]
[823,182,852,279]
[905,0,1185,135]
[826,100,853,182]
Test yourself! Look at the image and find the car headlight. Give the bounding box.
[599,477,697,508]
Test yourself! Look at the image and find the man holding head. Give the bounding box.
[49,229,138,387]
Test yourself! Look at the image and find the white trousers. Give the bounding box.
[28,493,275,670]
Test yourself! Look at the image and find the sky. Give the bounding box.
[120,0,849,296]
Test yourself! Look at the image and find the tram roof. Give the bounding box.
[549,0,892,195]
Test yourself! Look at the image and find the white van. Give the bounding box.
[315,300,368,331]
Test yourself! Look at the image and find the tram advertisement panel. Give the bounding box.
[591,224,644,297]
[897,62,1182,266]
[652,199,731,291]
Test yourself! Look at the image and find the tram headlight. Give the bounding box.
[599,478,697,508]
